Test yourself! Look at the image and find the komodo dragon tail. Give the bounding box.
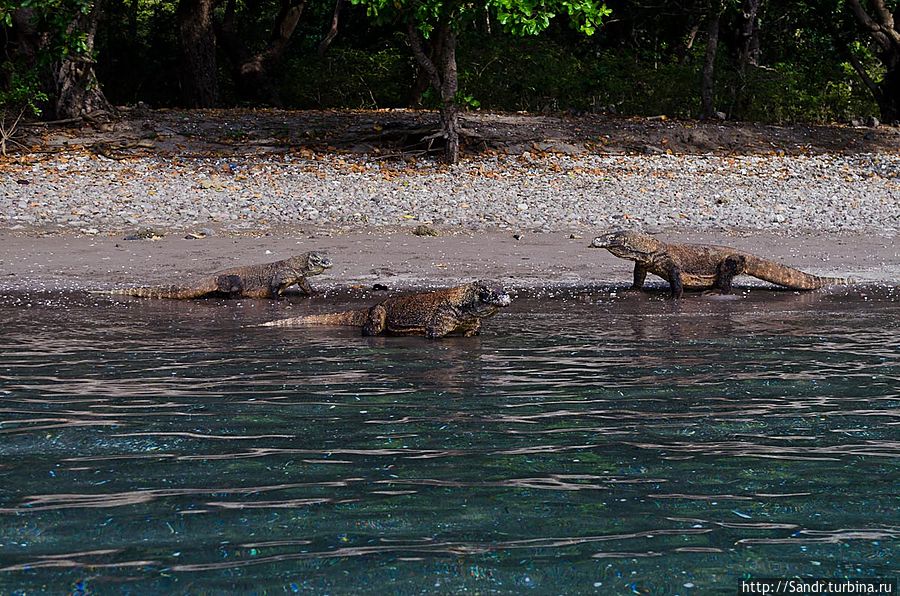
[742,255,852,290]
[257,309,370,328]
[95,286,208,299]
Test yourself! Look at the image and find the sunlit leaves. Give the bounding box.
[1,0,96,59]
[349,0,609,38]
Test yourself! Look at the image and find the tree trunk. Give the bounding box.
[177,0,218,108]
[734,0,763,117]
[407,18,460,163]
[701,2,723,119]
[846,0,900,123]
[438,27,459,163]
[876,59,900,122]
[218,0,306,105]
[318,0,344,56]
[408,66,432,106]
[675,15,702,65]
[738,0,762,69]
[55,0,113,119]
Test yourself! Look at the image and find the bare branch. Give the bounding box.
[318,0,344,56]
[406,20,442,92]
[847,0,894,50]
[870,0,896,30]
[844,40,884,102]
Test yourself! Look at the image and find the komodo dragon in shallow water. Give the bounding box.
[259,281,512,338]
[591,230,851,299]
[102,252,332,299]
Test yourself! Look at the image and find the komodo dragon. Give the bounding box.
[259,281,512,338]
[591,230,851,298]
[102,252,332,299]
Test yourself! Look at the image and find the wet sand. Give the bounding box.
[0,226,895,293]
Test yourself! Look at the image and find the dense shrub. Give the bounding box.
[281,45,416,109]
[276,35,878,123]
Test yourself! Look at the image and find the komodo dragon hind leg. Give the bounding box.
[362,305,388,336]
[426,307,462,339]
[713,255,746,294]
[216,274,244,297]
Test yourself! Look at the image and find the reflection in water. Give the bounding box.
[0,287,897,593]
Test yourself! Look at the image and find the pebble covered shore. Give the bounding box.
[3,150,900,235]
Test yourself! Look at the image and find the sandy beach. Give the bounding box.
[1,111,897,293]
[0,227,895,294]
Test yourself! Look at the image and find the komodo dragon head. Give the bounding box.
[472,280,512,312]
[590,230,663,261]
[288,252,333,276]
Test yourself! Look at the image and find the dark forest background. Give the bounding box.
[2,1,898,160]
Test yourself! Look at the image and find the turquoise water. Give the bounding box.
[0,287,897,594]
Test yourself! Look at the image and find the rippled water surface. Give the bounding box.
[1,287,897,593]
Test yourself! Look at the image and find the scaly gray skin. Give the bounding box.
[591,230,851,298]
[259,281,512,338]
[103,252,332,299]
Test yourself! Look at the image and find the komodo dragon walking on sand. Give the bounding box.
[591,230,851,299]
[259,281,512,338]
[101,252,332,299]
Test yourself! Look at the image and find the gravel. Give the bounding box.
[3,151,900,235]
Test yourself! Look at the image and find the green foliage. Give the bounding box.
[4,0,96,59]
[14,0,878,124]
[0,0,99,117]
[0,63,47,117]
[457,92,480,109]
[282,47,416,109]
[459,35,595,111]
[492,0,611,36]
[727,61,877,124]
[272,31,879,122]
[349,0,609,38]
[588,50,703,117]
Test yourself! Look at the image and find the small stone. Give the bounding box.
[412,224,439,237]
[641,144,665,155]
[124,230,158,240]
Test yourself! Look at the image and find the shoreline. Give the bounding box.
[0,227,895,293]
[3,111,898,292]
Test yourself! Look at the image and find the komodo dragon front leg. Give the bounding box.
[631,263,648,291]
[426,306,466,339]
[267,270,300,298]
[630,261,685,298]
[712,255,746,294]
[294,276,314,296]
[362,305,389,336]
